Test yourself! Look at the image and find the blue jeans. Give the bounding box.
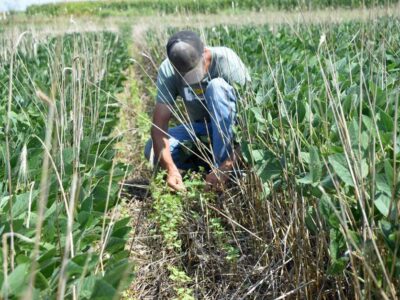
[144,78,237,170]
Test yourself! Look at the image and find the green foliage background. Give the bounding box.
[145,18,400,297]
[0,32,133,299]
[26,0,399,17]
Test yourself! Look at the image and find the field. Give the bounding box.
[0,30,134,298]
[25,0,400,17]
[1,1,400,299]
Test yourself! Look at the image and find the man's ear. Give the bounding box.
[203,48,211,72]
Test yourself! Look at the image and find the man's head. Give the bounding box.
[166,30,205,85]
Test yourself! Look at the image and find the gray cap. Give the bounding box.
[166,30,205,85]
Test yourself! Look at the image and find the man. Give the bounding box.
[144,30,250,191]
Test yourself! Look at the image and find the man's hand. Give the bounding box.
[205,157,235,192]
[205,170,229,192]
[167,169,186,192]
[151,103,185,192]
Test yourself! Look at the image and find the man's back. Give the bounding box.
[156,46,250,122]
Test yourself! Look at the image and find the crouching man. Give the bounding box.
[144,30,250,191]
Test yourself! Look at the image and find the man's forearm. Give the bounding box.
[151,127,178,172]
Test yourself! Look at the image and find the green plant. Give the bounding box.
[168,266,194,300]
[143,18,400,298]
[220,20,400,298]
[0,31,133,298]
[150,172,185,250]
[25,0,399,17]
[209,217,239,263]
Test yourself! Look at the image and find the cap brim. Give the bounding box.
[183,58,204,85]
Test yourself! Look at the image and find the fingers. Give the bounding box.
[204,181,213,192]
[205,173,218,192]
[171,180,185,191]
[166,169,230,192]
[205,171,228,192]
[167,173,186,192]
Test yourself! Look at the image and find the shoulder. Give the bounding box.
[158,58,175,77]
[157,58,178,90]
[209,46,250,85]
[210,46,239,59]
[211,46,244,69]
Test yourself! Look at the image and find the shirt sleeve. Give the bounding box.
[156,59,178,105]
[219,47,251,87]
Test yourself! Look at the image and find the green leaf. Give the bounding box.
[384,160,394,187]
[378,110,394,132]
[329,229,340,261]
[1,263,29,297]
[328,257,348,275]
[250,107,266,123]
[300,152,310,164]
[360,159,369,178]
[362,115,374,134]
[320,175,335,189]
[310,146,322,183]
[376,174,392,196]
[44,201,57,220]
[113,217,130,231]
[360,131,369,150]
[78,211,92,227]
[251,149,265,163]
[66,260,84,277]
[379,220,397,252]
[346,230,361,248]
[262,182,271,196]
[255,89,265,105]
[319,195,340,229]
[103,259,133,289]
[305,206,318,234]
[79,275,97,299]
[374,193,395,219]
[112,226,131,239]
[349,119,359,150]
[62,147,75,165]
[257,159,281,182]
[247,149,282,183]
[328,153,354,186]
[105,237,126,254]
[297,173,313,184]
[12,190,38,218]
[329,228,346,261]
[0,271,3,293]
[296,100,306,123]
[35,271,49,290]
[92,185,111,212]
[81,196,93,212]
[90,279,116,299]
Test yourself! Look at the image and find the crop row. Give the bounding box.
[25,0,397,17]
[0,32,133,298]
[145,18,400,297]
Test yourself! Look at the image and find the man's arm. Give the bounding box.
[151,102,185,191]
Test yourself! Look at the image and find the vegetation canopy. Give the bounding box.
[0,1,399,299]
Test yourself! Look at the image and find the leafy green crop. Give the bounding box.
[145,18,400,297]
[0,32,133,298]
[149,170,242,298]
[208,19,400,296]
[25,0,398,17]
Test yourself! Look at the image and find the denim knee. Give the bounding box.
[205,78,236,106]
[206,78,232,96]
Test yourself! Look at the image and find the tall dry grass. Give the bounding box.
[130,16,400,299]
[0,26,133,298]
